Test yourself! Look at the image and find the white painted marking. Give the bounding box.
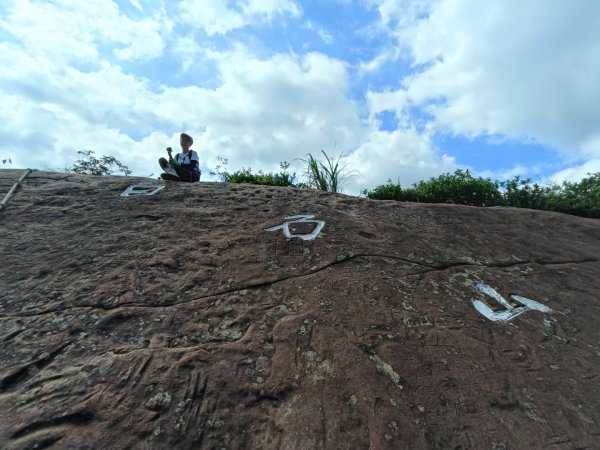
[509,295,553,313]
[121,183,165,197]
[265,215,325,241]
[471,283,552,321]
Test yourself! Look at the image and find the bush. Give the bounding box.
[546,173,600,218]
[363,169,503,207]
[222,168,296,187]
[211,159,296,187]
[361,179,405,200]
[67,150,131,176]
[499,176,550,210]
[364,170,600,218]
[413,170,503,206]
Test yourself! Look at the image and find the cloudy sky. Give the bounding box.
[1,0,599,195]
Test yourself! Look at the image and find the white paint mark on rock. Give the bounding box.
[265,214,325,240]
[121,183,165,197]
[471,283,552,322]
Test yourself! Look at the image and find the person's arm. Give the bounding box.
[180,151,199,169]
[170,154,181,167]
[190,151,199,169]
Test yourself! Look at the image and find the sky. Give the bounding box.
[1,0,599,195]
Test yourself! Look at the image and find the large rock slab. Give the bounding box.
[1,169,599,449]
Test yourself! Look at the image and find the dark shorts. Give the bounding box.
[175,166,200,182]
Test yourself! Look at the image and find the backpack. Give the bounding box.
[176,150,201,182]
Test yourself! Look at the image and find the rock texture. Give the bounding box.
[1,169,599,449]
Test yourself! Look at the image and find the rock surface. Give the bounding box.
[1,169,599,449]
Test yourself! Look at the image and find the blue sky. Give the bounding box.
[1,0,599,195]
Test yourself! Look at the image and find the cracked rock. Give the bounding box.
[1,170,599,450]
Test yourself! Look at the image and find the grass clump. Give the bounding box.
[299,150,357,193]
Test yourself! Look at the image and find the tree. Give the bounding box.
[1,157,12,166]
[67,150,131,176]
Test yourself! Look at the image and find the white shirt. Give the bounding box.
[176,150,199,165]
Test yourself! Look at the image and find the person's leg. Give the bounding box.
[174,166,191,182]
[159,158,180,178]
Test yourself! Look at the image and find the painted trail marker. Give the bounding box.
[265,215,325,241]
[121,183,165,197]
[471,283,552,321]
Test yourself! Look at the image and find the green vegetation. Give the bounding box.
[210,151,358,192]
[210,150,597,219]
[364,169,502,206]
[299,150,357,193]
[544,173,600,218]
[67,150,131,176]
[19,148,600,219]
[211,158,296,187]
[363,170,600,219]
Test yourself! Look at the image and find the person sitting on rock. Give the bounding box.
[159,133,201,182]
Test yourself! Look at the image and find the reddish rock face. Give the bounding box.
[1,169,599,449]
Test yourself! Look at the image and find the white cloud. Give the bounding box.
[344,127,457,194]
[547,160,600,185]
[178,0,301,35]
[367,0,431,30]
[477,165,529,183]
[153,46,370,177]
[369,0,600,162]
[128,0,144,12]
[304,21,334,45]
[317,28,333,45]
[366,89,409,126]
[0,93,138,173]
[241,0,301,21]
[0,26,165,172]
[172,36,204,73]
[0,1,518,196]
[0,37,370,181]
[178,0,245,35]
[0,0,167,63]
[357,47,398,76]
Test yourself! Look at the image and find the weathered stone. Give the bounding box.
[146,391,172,411]
[1,169,599,449]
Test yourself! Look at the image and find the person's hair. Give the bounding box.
[180,133,193,145]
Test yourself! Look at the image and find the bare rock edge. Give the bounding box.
[1,169,599,449]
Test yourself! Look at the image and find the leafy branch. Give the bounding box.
[66,150,131,176]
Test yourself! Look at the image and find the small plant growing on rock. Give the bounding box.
[211,157,296,187]
[299,149,357,193]
[67,150,131,176]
